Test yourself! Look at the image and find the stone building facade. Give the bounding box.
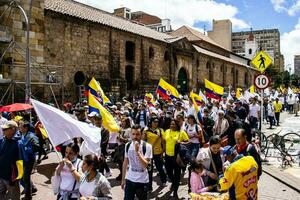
[0,0,258,103]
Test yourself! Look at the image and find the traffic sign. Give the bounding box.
[254,74,270,89]
[251,51,273,73]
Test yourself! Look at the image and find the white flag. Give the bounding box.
[227,93,233,101]
[264,87,270,96]
[30,99,101,155]
[199,90,208,103]
[288,87,294,95]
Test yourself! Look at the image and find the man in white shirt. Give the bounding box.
[0,113,8,139]
[287,94,295,114]
[121,124,152,200]
[248,98,260,129]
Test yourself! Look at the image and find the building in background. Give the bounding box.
[294,55,300,76]
[207,19,232,51]
[232,29,283,72]
[113,7,172,32]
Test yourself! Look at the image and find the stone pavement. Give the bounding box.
[30,151,300,200]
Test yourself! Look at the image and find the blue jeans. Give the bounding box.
[188,143,200,158]
[124,180,148,200]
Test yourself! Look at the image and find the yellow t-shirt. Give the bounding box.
[273,101,282,113]
[145,128,164,155]
[162,129,189,156]
[219,156,258,200]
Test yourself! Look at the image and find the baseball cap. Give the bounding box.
[88,111,98,117]
[223,145,236,157]
[1,120,18,130]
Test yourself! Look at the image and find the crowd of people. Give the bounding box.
[0,90,299,200]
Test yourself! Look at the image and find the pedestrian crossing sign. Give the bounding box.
[251,51,273,73]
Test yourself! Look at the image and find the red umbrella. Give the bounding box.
[0,103,33,112]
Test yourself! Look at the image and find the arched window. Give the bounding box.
[149,47,154,59]
[164,51,169,61]
[248,48,252,55]
[125,41,135,61]
[125,65,134,90]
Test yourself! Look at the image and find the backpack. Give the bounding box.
[19,132,40,162]
[175,143,192,168]
[125,141,151,171]
[246,143,262,178]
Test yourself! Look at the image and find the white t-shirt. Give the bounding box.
[125,141,152,183]
[249,104,260,118]
[79,176,97,197]
[59,158,82,198]
[0,117,8,139]
[185,124,201,144]
[267,104,275,117]
[109,132,118,144]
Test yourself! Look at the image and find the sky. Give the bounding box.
[76,0,300,73]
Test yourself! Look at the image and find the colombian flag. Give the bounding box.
[204,79,224,100]
[145,93,155,107]
[190,91,202,113]
[88,77,110,104]
[88,92,120,132]
[156,78,179,100]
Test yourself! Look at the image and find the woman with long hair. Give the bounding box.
[184,115,204,158]
[162,119,189,198]
[143,116,167,191]
[79,154,112,199]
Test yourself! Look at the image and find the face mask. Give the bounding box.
[166,114,171,118]
[71,157,77,163]
[85,169,90,177]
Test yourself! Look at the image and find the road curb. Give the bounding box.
[262,164,300,193]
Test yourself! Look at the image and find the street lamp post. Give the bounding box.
[3,1,32,103]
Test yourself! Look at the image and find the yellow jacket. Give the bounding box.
[219,156,258,200]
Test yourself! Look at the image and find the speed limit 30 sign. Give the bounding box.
[254,74,270,89]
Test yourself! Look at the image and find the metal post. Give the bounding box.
[21,0,33,103]
[260,89,264,130]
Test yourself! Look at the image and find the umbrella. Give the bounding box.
[0,103,33,112]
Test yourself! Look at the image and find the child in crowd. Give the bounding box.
[189,159,214,194]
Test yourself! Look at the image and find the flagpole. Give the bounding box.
[38,121,63,162]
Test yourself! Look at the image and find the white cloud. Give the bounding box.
[271,0,287,12]
[271,0,300,16]
[288,1,300,16]
[76,0,250,30]
[281,18,300,72]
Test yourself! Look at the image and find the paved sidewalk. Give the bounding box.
[260,111,300,192]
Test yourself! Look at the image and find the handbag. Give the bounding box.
[51,175,61,195]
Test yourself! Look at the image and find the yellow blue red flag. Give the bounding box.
[156,78,179,100]
[189,91,202,113]
[88,92,120,132]
[88,77,110,104]
[204,79,224,100]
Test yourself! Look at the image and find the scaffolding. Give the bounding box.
[0,1,65,107]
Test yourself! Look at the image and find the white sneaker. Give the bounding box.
[104,170,112,178]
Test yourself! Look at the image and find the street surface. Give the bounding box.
[25,112,300,200]
[29,152,300,200]
[32,113,300,200]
